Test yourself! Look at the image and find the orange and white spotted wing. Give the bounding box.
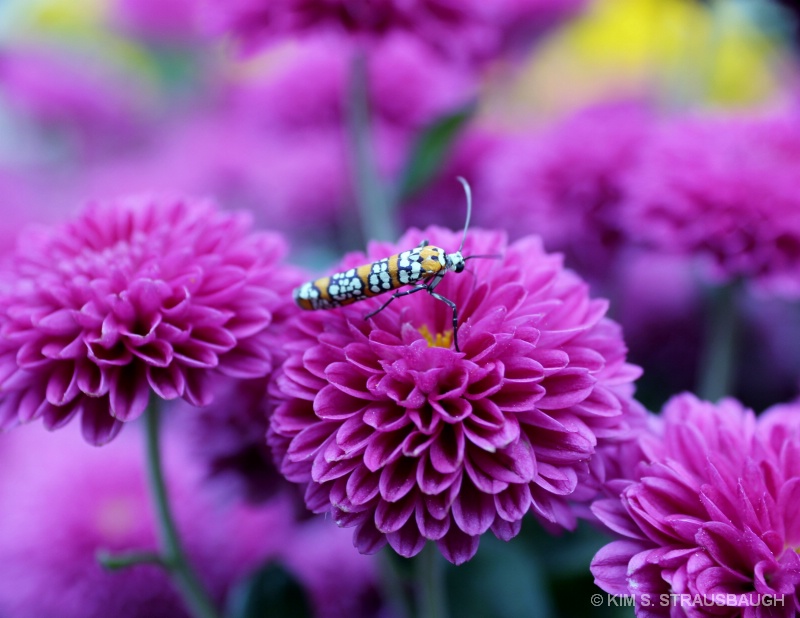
[293,243,447,310]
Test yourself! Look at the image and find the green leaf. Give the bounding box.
[396,101,478,201]
[225,561,313,618]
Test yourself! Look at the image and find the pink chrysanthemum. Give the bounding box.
[624,111,800,296]
[477,102,653,279]
[226,506,384,618]
[0,196,297,444]
[204,0,586,63]
[269,227,642,564]
[591,393,800,617]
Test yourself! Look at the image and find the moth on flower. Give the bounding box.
[293,178,497,352]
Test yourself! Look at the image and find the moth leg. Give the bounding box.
[428,290,460,352]
[364,285,427,320]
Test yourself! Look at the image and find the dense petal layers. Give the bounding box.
[0,195,301,444]
[270,227,642,563]
[591,394,800,617]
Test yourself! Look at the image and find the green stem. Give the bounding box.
[415,543,448,618]
[346,50,398,244]
[144,399,221,618]
[379,549,412,618]
[697,281,740,401]
[97,549,167,570]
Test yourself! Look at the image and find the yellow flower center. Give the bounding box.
[418,324,453,348]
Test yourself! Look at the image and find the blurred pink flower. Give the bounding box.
[226,34,476,132]
[0,196,295,444]
[269,227,642,564]
[609,249,704,404]
[110,0,200,40]
[625,110,800,296]
[180,377,295,505]
[0,421,383,618]
[225,505,384,618]
[78,33,478,241]
[591,393,800,617]
[0,424,248,618]
[0,45,147,155]
[203,0,586,63]
[0,170,45,257]
[476,102,653,280]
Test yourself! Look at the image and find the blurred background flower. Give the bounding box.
[0,421,384,618]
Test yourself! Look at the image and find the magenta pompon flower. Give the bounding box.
[203,0,587,64]
[0,195,298,445]
[591,393,800,617]
[269,226,643,564]
[476,101,653,280]
[624,110,800,296]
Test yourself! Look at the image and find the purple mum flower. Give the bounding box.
[624,110,800,296]
[227,33,477,135]
[591,393,800,617]
[0,196,296,444]
[225,506,384,618]
[269,227,642,564]
[476,102,653,280]
[203,0,587,64]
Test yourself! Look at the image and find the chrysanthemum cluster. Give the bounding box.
[0,196,299,444]
[591,393,800,617]
[269,227,643,564]
[625,111,800,296]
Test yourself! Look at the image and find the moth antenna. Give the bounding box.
[456,176,472,254]
[464,253,503,261]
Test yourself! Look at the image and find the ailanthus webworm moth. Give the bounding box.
[293,177,497,352]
